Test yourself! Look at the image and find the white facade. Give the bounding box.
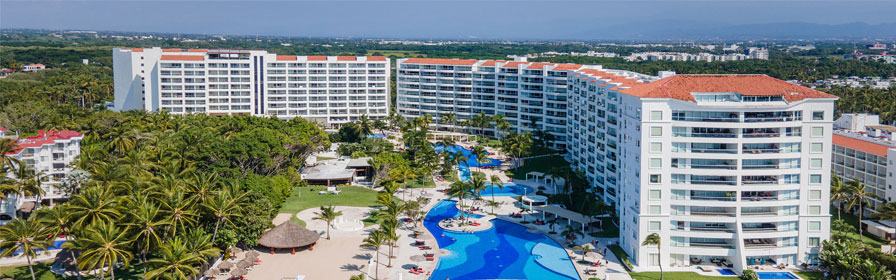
[1,129,83,224]
[566,74,835,272]
[113,47,390,127]
[395,58,655,150]
[832,116,896,215]
[21,64,46,72]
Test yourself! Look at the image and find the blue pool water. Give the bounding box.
[756,272,799,279]
[425,200,580,280]
[435,145,503,168]
[458,163,533,196]
[7,239,67,255]
[718,269,737,276]
[366,134,387,138]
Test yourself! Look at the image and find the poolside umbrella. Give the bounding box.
[230,267,248,278]
[204,268,218,278]
[218,261,233,270]
[247,251,260,258]
[586,252,602,261]
[237,259,251,269]
[246,255,259,264]
[258,221,320,254]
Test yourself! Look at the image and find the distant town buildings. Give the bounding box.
[800,76,896,89]
[831,114,896,226]
[624,49,769,62]
[868,43,889,50]
[786,45,816,52]
[1,129,84,225]
[112,47,390,127]
[511,51,618,59]
[21,63,46,72]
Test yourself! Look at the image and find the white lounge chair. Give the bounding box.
[327,186,341,194]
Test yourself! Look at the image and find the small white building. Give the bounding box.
[21,63,46,72]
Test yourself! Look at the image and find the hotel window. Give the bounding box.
[649,205,661,215]
[650,127,663,137]
[649,221,661,231]
[812,111,824,120]
[810,143,823,153]
[810,158,822,169]
[649,174,661,184]
[649,254,660,266]
[810,174,822,184]
[809,190,822,200]
[809,221,821,231]
[649,190,661,200]
[808,237,820,247]
[809,205,821,215]
[811,126,824,137]
[650,111,663,121]
[650,143,662,153]
[649,158,662,169]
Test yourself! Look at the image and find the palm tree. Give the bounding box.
[358,114,373,138]
[159,190,198,237]
[203,190,245,244]
[73,221,134,280]
[144,238,201,280]
[641,233,663,280]
[37,206,83,279]
[360,230,387,280]
[0,138,21,171]
[830,173,848,220]
[874,202,896,221]
[10,163,45,212]
[68,186,123,229]
[183,229,220,264]
[561,225,583,242]
[572,243,595,262]
[468,175,487,209]
[126,201,169,278]
[440,112,457,131]
[379,218,399,267]
[446,181,471,221]
[313,205,343,240]
[470,145,488,173]
[846,179,881,240]
[489,174,504,214]
[0,218,51,280]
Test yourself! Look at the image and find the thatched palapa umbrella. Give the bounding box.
[237,259,251,269]
[257,221,320,255]
[246,251,260,258]
[204,268,218,278]
[218,261,233,270]
[230,267,248,278]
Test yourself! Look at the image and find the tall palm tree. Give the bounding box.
[440,112,457,131]
[847,179,881,241]
[874,202,896,221]
[446,181,471,221]
[313,205,343,240]
[0,218,51,280]
[126,201,170,278]
[183,229,220,264]
[0,138,21,171]
[830,173,848,220]
[68,186,123,229]
[159,190,197,237]
[37,206,83,279]
[641,233,663,280]
[73,221,134,280]
[358,114,373,138]
[204,189,245,244]
[144,238,201,280]
[572,243,595,262]
[10,163,45,211]
[379,218,399,267]
[468,175,487,208]
[489,174,504,214]
[360,230,387,280]
[470,145,488,173]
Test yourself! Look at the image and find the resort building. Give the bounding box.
[1,129,83,225]
[21,63,46,72]
[566,73,836,272]
[395,57,657,150]
[831,114,896,217]
[112,47,390,127]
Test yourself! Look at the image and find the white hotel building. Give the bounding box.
[113,47,390,127]
[1,128,83,225]
[831,114,896,221]
[397,58,835,272]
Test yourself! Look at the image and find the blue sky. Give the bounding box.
[2,1,895,39]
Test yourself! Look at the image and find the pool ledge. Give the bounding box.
[438,216,496,233]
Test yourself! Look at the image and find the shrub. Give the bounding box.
[741,270,759,280]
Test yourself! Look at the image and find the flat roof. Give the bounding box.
[301,160,355,180]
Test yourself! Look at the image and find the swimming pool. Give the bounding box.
[366,134,387,138]
[425,200,580,280]
[6,239,67,255]
[435,145,503,168]
[756,272,799,279]
[457,165,533,196]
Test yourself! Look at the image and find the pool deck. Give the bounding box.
[438,215,495,233]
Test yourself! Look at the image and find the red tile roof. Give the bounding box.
[160,55,205,61]
[526,62,553,69]
[552,64,583,71]
[307,56,328,61]
[162,49,183,52]
[276,55,298,61]
[502,61,527,68]
[402,58,478,65]
[577,69,643,88]
[833,134,893,157]
[131,48,144,52]
[7,130,83,155]
[337,56,357,61]
[366,56,387,61]
[480,60,505,66]
[188,49,208,53]
[619,74,838,102]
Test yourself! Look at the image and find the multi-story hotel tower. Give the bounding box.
[397,57,836,272]
[113,47,390,127]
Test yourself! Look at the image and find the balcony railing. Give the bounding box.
[691,211,736,216]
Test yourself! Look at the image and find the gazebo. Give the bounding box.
[257,221,320,255]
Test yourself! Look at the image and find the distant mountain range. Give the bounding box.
[581,21,896,41]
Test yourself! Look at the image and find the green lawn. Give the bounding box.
[831,207,888,247]
[278,186,380,225]
[404,178,436,189]
[506,155,569,180]
[607,244,633,272]
[794,271,825,280]
[629,272,738,280]
[0,262,143,280]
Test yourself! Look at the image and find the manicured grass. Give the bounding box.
[607,244,632,272]
[505,155,569,180]
[278,185,380,216]
[404,178,436,189]
[831,207,888,247]
[794,271,825,280]
[629,272,738,280]
[0,262,143,280]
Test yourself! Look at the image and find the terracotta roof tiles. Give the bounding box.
[276,55,297,61]
[833,134,893,157]
[619,74,838,102]
[337,56,357,61]
[307,56,328,61]
[160,55,205,61]
[366,56,387,61]
[552,64,583,71]
[480,60,505,66]
[401,58,477,66]
[501,61,527,68]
